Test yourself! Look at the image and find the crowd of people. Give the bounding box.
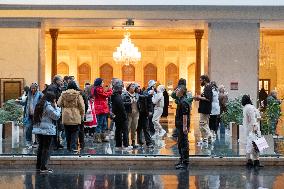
[18,73,275,172]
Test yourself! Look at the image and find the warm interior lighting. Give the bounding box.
[113,32,141,66]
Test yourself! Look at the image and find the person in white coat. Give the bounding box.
[209,81,220,137]
[152,85,166,138]
[241,95,263,168]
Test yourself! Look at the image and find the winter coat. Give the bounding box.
[32,101,61,136]
[23,91,43,126]
[152,86,165,109]
[58,89,85,125]
[243,104,261,144]
[122,92,139,114]
[111,92,128,123]
[211,89,220,115]
[92,86,113,115]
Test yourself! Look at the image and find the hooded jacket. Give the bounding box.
[58,89,85,125]
[92,86,113,115]
[152,85,165,108]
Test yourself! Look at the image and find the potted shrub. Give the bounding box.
[261,100,281,136]
[0,100,23,140]
[220,96,243,141]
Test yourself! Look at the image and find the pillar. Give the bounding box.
[50,29,58,80]
[208,22,259,103]
[195,29,204,95]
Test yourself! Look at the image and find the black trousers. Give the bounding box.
[137,114,152,146]
[148,113,155,134]
[115,120,129,147]
[36,135,52,170]
[78,123,85,149]
[209,115,219,133]
[177,127,189,164]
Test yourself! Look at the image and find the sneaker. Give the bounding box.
[40,168,53,174]
[57,144,64,150]
[175,163,188,170]
[159,129,166,137]
[123,146,133,151]
[114,147,123,151]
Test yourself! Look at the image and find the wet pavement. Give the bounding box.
[0,166,283,188]
[1,102,284,157]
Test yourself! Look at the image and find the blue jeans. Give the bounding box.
[64,125,79,150]
[25,115,34,144]
[96,114,108,133]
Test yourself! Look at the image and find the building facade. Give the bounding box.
[1,5,284,104]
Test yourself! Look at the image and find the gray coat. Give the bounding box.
[32,102,61,136]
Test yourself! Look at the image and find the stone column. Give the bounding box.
[195,29,204,95]
[50,29,58,80]
[208,22,259,103]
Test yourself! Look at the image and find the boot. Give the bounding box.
[94,133,102,143]
[175,158,182,166]
[131,140,138,149]
[101,133,109,143]
[253,160,264,168]
[246,159,253,168]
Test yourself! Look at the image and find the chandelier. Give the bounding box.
[113,32,141,66]
[259,32,273,69]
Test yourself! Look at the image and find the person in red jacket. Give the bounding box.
[92,78,113,143]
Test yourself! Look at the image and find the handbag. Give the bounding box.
[85,100,94,122]
[253,136,269,152]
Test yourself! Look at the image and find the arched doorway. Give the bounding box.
[188,63,195,94]
[78,63,91,89]
[122,65,135,83]
[144,63,157,88]
[57,62,69,78]
[100,63,113,85]
[166,63,178,89]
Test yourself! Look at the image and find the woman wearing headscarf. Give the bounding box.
[242,95,263,168]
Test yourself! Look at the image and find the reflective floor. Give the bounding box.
[0,166,284,189]
[1,102,284,157]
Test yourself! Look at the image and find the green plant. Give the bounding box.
[261,100,281,135]
[1,100,23,125]
[221,96,243,127]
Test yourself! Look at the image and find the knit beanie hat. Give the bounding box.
[148,80,156,89]
[113,79,123,93]
[94,78,103,87]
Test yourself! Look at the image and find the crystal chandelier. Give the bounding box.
[113,32,141,66]
[259,32,273,68]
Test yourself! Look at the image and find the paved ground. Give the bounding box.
[1,102,284,157]
[0,166,283,189]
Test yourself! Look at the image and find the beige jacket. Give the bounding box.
[58,89,85,125]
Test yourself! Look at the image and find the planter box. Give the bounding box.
[229,122,239,142]
[2,121,20,148]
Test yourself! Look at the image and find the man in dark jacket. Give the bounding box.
[194,75,213,144]
[136,85,154,148]
[111,79,130,149]
[144,80,156,135]
[45,75,64,149]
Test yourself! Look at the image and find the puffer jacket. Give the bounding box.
[92,86,113,115]
[58,89,85,125]
[32,101,61,136]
